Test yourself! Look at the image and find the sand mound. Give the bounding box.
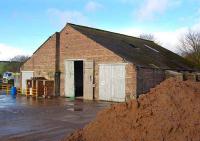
[62,78,200,141]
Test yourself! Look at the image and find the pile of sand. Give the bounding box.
[62,78,200,141]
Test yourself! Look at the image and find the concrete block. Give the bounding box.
[183,72,196,81]
[165,70,183,80]
[195,73,200,82]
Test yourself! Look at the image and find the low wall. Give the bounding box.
[136,67,165,97]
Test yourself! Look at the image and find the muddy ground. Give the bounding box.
[0,93,111,141]
[63,78,200,141]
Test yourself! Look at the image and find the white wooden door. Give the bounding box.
[112,65,126,102]
[65,60,75,97]
[83,60,94,100]
[99,64,126,102]
[21,71,33,91]
[99,65,112,101]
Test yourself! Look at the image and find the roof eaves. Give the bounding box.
[33,33,56,55]
[19,57,31,67]
[67,23,154,43]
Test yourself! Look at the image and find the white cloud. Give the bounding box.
[0,43,30,61]
[153,28,187,52]
[47,8,88,28]
[85,1,103,12]
[136,0,169,21]
[192,20,200,30]
[136,0,181,21]
[153,23,200,53]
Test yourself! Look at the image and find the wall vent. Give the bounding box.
[129,44,138,48]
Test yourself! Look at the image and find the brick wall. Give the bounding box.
[126,63,137,99]
[21,34,57,80]
[21,25,137,100]
[59,25,137,99]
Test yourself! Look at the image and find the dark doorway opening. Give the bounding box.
[74,61,83,97]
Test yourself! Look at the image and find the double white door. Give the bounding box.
[99,64,125,102]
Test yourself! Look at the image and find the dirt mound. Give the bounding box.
[62,78,200,141]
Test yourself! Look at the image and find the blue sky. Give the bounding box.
[0,0,200,60]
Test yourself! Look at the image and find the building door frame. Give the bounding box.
[64,59,94,100]
[21,71,34,94]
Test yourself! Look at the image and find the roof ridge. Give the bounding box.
[67,23,154,43]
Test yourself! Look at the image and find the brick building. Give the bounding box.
[20,23,196,102]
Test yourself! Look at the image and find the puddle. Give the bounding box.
[0,92,111,141]
[67,106,83,111]
[0,95,18,108]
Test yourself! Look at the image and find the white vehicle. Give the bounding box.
[3,72,14,83]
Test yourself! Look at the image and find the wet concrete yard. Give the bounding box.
[0,93,111,141]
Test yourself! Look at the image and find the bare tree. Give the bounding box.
[10,55,29,63]
[140,33,161,45]
[140,34,155,41]
[179,30,200,66]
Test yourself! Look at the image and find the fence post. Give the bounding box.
[6,85,9,95]
[36,89,38,98]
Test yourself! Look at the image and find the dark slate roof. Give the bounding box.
[68,23,196,70]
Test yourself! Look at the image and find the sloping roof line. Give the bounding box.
[67,23,196,70]
[67,23,154,43]
[21,33,56,67]
[33,33,56,55]
[23,23,197,70]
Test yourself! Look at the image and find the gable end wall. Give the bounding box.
[59,26,137,99]
[21,34,57,80]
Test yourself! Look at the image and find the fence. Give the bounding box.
[26,88,38,98]
[1,84,12,94]
[17,88,23,95]
[0,84,39,97]
[1,79,54,98]
[1,84,23,95]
